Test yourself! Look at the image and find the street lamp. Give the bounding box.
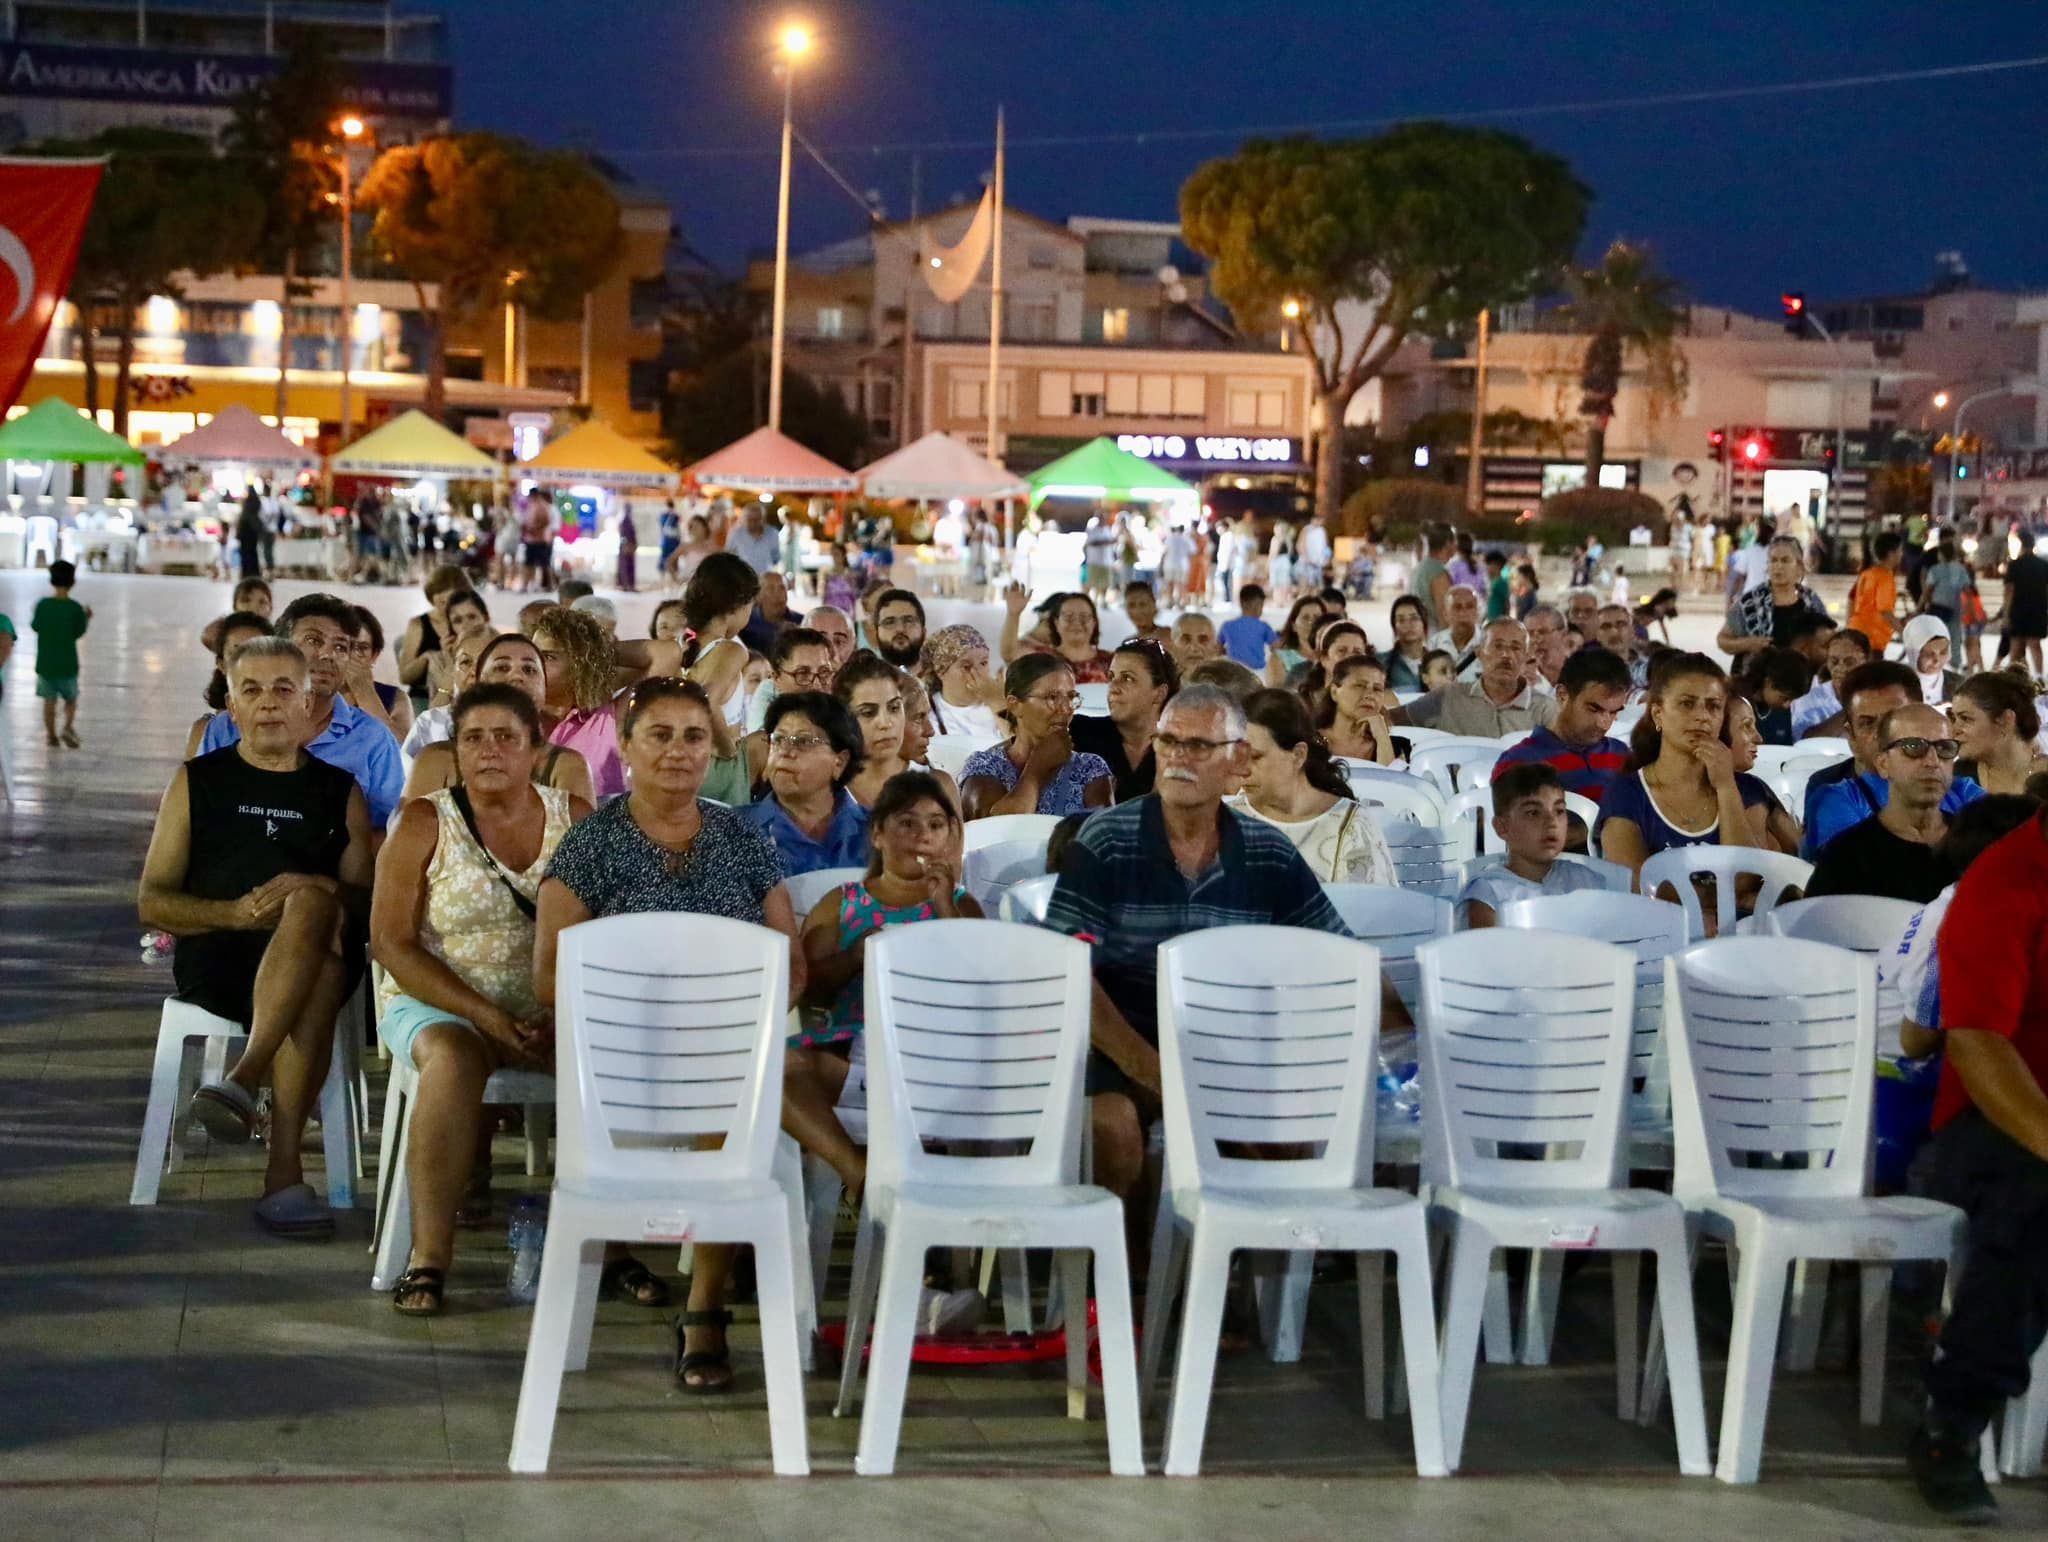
[1942,380,2046,527]
[335,115,367,443]
[767,22,812,432]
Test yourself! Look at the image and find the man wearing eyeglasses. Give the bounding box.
[1804,661,1984,859]
[1042,684,1349,1204]
[1805,703,1979,904]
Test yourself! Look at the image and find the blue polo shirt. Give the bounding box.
[1043,796,1348,1043]
[1492,724,1630,804]
[199,694,404,828]
[738,788,870,876]
[1218,615,1276,669]
[1803,769,1986,860]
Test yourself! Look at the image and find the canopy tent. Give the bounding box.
[329,409,499,480]
[1025,436,1195,511]
[523,418,678,490]
[857,431,1027,502]
[684,426,856,493]
[156,404,316,470]
[0,397,145,464]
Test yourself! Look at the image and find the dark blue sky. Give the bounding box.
[435,0,2048,311]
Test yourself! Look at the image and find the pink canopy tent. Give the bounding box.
[156,404,317,470]
[683,426,856,494]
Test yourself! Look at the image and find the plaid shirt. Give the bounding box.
[1043,796,1349,1042]
[1728,580,1829,640]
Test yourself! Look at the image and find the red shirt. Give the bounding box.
[1933,814,2048,1129]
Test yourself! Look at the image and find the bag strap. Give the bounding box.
[447,786,539,921]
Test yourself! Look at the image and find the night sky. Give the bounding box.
[435,0,2048,311]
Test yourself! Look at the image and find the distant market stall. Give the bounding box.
[0,398,146,569]
[856,431,1027,503]
[1025,434,1198,521]
[685,426,857,494]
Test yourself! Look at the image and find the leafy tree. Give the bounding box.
[46,128,264,433]
[1563,240,1687,486]
[226,39,344,419]
[357,132,624,416]
[1182,125,1589,523]
[664,348,868,469]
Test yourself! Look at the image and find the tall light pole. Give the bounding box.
[1466,306,1490,513]
[767,22,811,432]
[335,114,365,444]
[1943,381,2045,527]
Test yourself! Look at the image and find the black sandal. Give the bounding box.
[600,1254,672,1308]
[392,1266,446,1317]
[455,1163,494,1229]
[673,1307,734,1394]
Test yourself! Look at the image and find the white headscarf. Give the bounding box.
[1899,614,1952,704]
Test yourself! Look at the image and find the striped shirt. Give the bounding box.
[1043,796,1349,1043]
[1492,725,1630,803]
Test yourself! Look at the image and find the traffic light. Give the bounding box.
[1707,428,1725,457]
[1781,292,1807,336]
[1742,435,1764,462]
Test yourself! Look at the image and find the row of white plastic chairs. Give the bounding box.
[485,911,2045,1484]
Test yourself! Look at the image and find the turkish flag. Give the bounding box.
[0,156,106,416]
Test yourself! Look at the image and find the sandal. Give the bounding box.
[600,1254,672,1308]
[189,1078,257,1145]
[455,1165,494,1229]
[673,1307,734,1394]
[392,1266,446,1317]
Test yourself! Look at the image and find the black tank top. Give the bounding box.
[182,745,355,899]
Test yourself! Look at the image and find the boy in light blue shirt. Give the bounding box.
[1217,583,1276,669]
[1458,762,1610,926]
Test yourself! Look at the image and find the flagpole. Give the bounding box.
[987,105,1006,550]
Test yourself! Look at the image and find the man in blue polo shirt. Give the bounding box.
[1492,646,1633,805]
[198,593,404,831]
[1044,684,1348,1202]
[1804,659,1984,859]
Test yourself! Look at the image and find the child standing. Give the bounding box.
[1218,583,1276,669]
[1457,764,1610,927]
[32,559,92,748]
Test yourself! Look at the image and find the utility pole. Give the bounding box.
[1466,307,1490,513]
[900,152,918,448]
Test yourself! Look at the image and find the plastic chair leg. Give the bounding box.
[369,1097,415,1292]
[803,1154,843,1314]
[507,1224,602,1474]
[318,1029,357,1210]
[1482,1249,1515,1364]
[1389,1233,1448,1478]
[1059,1250,1091,1420]
[1522,1250,1564,1365]
[998,1249,1033,1334]
[1784,1256,1828,1372]
[130,1015,189,1206]
[561,1246,604,1375]
[1613,1252,1642,1422]
[1858,1263,1890,1427]
[1715,1242,1788,1484]
[368,1062,410,1256]
[1161,1229,1233,1476]
[750,1223,813,1476]
[1651,1231,1713,1478]
[1436,1224,1497,1475]
[1089,1233,1145,1477]
[2000,1336,2048,1477]
[1138,1207,1188,1414]
[523,1104,552,1176]
[834,1209,882,1419]
[1357,1252,1386,1420]
[773,1139,816,1372]
[852,1220,930,1476]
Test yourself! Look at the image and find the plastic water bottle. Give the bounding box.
[1375,1049,1422,1125]
[507,1195,547,1304]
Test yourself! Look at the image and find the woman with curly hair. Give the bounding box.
[530,605,630,801]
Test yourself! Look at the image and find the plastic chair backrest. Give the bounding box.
[1638,846,1812,939]
[1444,785,1606,857]
[784,865,867,919]
[1343,764,1446,829]
[1462,851,1632,893]
[862,918,1094,1191]
[1782,738,1852,771]
[1000,873,1059,924]
[1381,821,1460,897]
[1409,737,1507,799]
[1157,927,1382,1192]
[1665,936,1878,1201]
[964,836,1051,914]
[963,812,1063,854]
[1416,929,1636,1192]
[553,914,788,1187]
[1499,892,1691,1121]
[1322,884,1453,1015]
[924,734,996,781]
[1762,894,1918,1037]
[1075,682,1110,716]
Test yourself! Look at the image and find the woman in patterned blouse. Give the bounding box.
[959,653,1114,819]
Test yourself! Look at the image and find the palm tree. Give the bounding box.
[1566,241,1687,485]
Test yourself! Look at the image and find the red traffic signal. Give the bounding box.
[1708,428,1725,452]
[1780,292,1805,318]
[1742,436,1764,461]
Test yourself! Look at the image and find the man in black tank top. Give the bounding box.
[139,638,374,1237]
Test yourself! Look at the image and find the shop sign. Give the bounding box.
[1114,433,1299,468]
[0,42,452,118]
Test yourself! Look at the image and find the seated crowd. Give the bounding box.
[135,538,2048,1518]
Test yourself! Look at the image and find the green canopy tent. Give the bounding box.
[0,398,146,464]
[1025,435,1196,515]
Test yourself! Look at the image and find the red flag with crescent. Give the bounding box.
[0,156,106,415]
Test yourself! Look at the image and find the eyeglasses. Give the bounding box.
[768,732,831,755]
[1153,732,1242,761]
[1883,736,1961,762]
[1023,692,1082,710]
[779,665,835,687]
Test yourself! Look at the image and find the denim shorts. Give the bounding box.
[378,992,482,1065]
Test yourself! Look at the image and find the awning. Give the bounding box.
[857,430,1027,502]
[1025,435,1195,509]
[156,404,317,470]
[523,418,679,490]
[0,397,146,464]
[330,408,500,479]
[684,426,856,494]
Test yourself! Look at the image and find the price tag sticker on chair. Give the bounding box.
[642,1217,694,1243]
[1547,1223,1599,1249]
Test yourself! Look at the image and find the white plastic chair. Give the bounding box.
[923,733,996,782]
[1781,737,1852,770]
[1344,764,1447,829]
[2001,1339,2048,1477]
[1381,822,1460,898]
[1408,736,1507,800]
[964,837,1053,915]
[962,812,1064,853]
[1445,786,1603,858]
[1416,930,1712,1476]
[1764,894,1919,1052]
[1000,873,1059,924]
[1142,927,1446,1477]
[1462,851,1631,894]
[509,915,809,1476]
[1645,937,1966,1484]
[131,995,363,1208]
[1638,846,1812,940]
[785,864,868,919]
[1075,681,1110,716]
[834,919,1142,1476]
[1320,885,1453,1019]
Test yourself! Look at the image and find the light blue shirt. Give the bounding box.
[200,695,405,828]
[1802,769,1986,860]
[725,523,782,575]
[737,788,869,877]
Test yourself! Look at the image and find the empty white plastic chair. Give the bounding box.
[1445,785,1604,858]
[1000,872,1059,924]
[1344,764,1447,829]
[1417,930,1712,1476]
[964,837,1053,915]
[1320,884,1453,1019]
[1381,822,1460,898]
[835,919,1142,1476]
[1143,927,1445,1476]
[1647,937,1966,1484]
[1390,723,1455,749]
[785,864,869,919]
[1408,736,1507,800]
[1638,845,1812,940]
[963,812,1064,853]
[509,915,809,1476]
[1462,851,1631,894]
[1075,681,1110,716]
[923,734,995,782]
[1764,893,1919,1048]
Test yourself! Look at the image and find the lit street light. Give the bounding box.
[336,114,367,443]
[767,22,812,432]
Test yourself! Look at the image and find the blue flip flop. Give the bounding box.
[254,1182,335,1240]
[189,1079,257,1145]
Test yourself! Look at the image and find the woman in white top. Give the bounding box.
[919,622,1004,741]
[1227,688,1395,885]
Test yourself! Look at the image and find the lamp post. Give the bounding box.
[335,114,365,444]
[1943,381,2045,528]
[767,22,811,432]
[1793,308,1848,532]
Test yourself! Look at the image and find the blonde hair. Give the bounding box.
[529,605,614,712]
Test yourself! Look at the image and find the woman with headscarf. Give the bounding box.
[1899,613,1964,705]
[919,622,1005,740]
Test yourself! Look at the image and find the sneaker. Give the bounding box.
[1907,1423,1997,1525]
[917,1284,986,1336]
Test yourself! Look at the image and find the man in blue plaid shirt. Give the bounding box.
[1044,684,1349,1200]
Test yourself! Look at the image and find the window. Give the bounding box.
[1028,245,1056,270]
[530,365,581,398]
[1101,307,1130,343]
[951,376,983,419]
[1072,370,1105,418]
[1257,389,1287,429]
[628,277,667,332]
[1039,370,1072,418]
[1136,374,1171,415]
[1172,375,1205,418]
[1227,388,1258,427]
[1106,373,1139,414]
[816,305,846,338]
[627,359,664,413]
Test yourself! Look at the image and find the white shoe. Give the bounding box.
[918,1285,986,1336]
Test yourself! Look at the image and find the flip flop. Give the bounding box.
[189,1079,257,1145]
[254,1182,335,1240]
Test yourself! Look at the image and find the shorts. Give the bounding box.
[173,916,368,1029]
[35,673,78,702]
[521,541,553,569]
[378,992,484,1065]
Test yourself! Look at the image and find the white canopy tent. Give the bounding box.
[856,431,1028,502]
